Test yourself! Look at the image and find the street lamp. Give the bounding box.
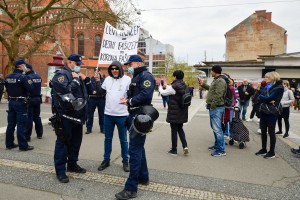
[145,36,153,73]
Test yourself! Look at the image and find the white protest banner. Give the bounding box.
[98,22,140,64]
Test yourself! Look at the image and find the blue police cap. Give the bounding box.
[124,55,143,65]
[14,59,26,67]
[67,54,84,65]
[26,63,32,70]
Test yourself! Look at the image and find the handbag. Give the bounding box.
[259,103,282,115]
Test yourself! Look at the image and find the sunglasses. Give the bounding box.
[111,68,119,71]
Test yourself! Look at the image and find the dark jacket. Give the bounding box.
[166,79,188,124]
[237,84,254,101]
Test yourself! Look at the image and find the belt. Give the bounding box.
[9,96,26,99]
[89,95,104,98]
[216,105,224,107]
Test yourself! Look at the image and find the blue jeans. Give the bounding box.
[103,115,128,163]
[209,107,225,152]
[239,100,250,120]
[161,96,169,108]
[86,98,105,132]
[6,100,29,150]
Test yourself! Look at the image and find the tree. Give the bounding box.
[0,0,136,73]
[167,62,198,88]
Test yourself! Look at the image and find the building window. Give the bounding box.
[78,34,84,55]
[94,35,101,57]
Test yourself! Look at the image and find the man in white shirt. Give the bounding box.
[97,61,131,172]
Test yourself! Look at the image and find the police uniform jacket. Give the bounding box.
[5,69,34,98]
[26,70,42,104]
[127,66,155,111]
[90,77,106,98]
[51,65,93,123]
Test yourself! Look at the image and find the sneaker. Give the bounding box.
[208,146,216,151]
[115,190,137,200]
[264,152,275,159]
[257,129,261,134]
[123,163,130,172]
[291,148,300,155]
[167,149,177,156]
[211,150,226,157]
[183,147,189,155]
[255,149,267,156]
[67,164,87,173]
[275,131,282,134]
[98,160,110,171]
[246,118,253,122]
[283,133,289,138]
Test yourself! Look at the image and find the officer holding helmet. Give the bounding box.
[116,55,155,200]
[5,59,34,151]
[51,54,93,183]
[25,63,43,141]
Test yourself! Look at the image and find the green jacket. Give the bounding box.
[202,76,226,110]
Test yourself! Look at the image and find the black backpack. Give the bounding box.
[181,86,192,108]
[224,85,234,108]
[219,75,234,108]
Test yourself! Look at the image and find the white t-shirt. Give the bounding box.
[102,75,131,116]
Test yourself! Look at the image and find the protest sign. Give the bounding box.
[98,22,140,64]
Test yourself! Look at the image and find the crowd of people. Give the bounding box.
[2,56,300,199]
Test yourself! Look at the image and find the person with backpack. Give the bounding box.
[159,70,189,156]
[199,65,227,157]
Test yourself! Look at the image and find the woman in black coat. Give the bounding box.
[255,71,284,159]
[159,70,189,156]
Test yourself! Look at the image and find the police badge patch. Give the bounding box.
[58,76,64,83]
[143,80,151,87]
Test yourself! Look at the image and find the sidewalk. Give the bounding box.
[0,95,300,199]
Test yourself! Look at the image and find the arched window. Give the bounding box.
[78,34,84,55]
[94,35,101,57]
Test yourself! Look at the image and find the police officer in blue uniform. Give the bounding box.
[85,68,106,134]
[5,59,34,151]
[51,54,93,183]
[25,63,43,141]
[116,55,155,200]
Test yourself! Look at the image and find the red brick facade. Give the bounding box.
[225,10,287,61]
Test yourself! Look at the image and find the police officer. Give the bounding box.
[51,54,93,183]
[85,67,106,134]
[5,59,34,151]
[25,63,43,141]
[116,55,155,200]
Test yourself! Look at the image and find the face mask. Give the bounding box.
[73,66,81,73]
[22,66,27,74]
[128,67,134,75]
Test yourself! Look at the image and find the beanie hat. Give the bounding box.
[211,65,222,74]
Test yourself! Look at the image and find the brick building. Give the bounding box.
[225,10,287,61]
[0,0,113,84]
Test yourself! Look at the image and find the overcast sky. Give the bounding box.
[134,0,300,65]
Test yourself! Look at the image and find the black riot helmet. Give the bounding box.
[132,114,153,135]
[139,105,159,121]
[58,93,86,111]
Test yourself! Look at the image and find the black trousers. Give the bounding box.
[170,123,187,150]
[250,104,261,119]
[277,107,290,133]
[260,114,278,154]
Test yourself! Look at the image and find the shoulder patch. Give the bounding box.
[28,80,32,84]
[58,76,64,83]
[143,80,151,87]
